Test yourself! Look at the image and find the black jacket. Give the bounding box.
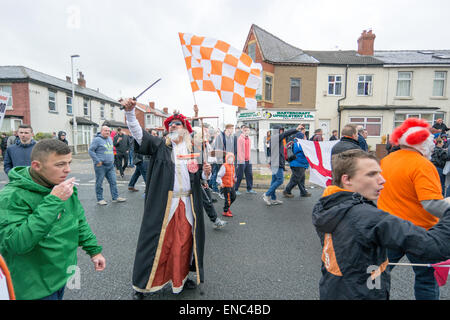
[113,133,130,154]
[270,128,298,169]
[331,136,361,157]
[431,146,448,169]
[312,189,450,300]
[433,122,449,133]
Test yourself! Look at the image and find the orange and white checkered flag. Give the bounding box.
[179,32,262,110]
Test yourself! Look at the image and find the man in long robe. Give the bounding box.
[120,99,211,299]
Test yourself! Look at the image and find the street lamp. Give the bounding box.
[71,54,80,154]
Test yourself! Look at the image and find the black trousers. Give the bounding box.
[201,185,218,222]
[284,167,308,195]
[116,152,128,176]
[235,161,253,191]
[222,187,236,213]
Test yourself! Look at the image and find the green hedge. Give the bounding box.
[34,132,54,141]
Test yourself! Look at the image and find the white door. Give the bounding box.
[319,120,330,140]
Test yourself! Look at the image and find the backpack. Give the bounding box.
[286,141,296,162]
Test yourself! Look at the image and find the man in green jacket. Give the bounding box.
[0,139,105,300]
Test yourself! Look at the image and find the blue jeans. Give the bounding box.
[39,286,65,300]
[387,249,440,300]
[265,167,284,200]
[209,163,220,192]
[128,148,134,167]
[94,162,119,201]
[436,167,445,196]
[128,160,148,188]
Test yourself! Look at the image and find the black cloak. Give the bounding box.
[131,129,206,292]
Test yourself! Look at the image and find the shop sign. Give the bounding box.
[263,111,315,120]
[238,110,315,121]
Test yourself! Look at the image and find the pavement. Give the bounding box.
[0,153,449,301]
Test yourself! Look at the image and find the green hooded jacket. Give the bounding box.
[0,166,102,300]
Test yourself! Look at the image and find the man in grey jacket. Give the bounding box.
[88,126,126,205]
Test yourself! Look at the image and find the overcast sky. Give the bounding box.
[2,0,450,126]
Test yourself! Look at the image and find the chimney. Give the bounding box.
[149,102,155,109]
[163,107,168,114]
[357,29,376,56]
[66,76,71,82]
[77,71,86,88]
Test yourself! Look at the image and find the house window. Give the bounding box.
[66,95,72,114]
[349,117,382,137]
[77,124,93,145]
[264,75,273,101]
[83,98,89,116]
[100,103,105,119]
[433,71,447,97]
[48,89,57,112]
[396,72,412,97]
[328,75,342,95]
[357,75,373,96]
[248,42,256,61]
[110,105,114,119]
[290,78,301,102]
[0,85,13,107]
[394,112,445,128]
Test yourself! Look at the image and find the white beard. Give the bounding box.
[168,131,180,141]
[414,135,435,160]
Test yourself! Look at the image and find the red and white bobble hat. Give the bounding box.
[390,118,435,159]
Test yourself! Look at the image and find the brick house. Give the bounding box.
[135,101,169,135]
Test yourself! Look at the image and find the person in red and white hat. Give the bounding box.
[120,98,211,299]
[378,117,450,300]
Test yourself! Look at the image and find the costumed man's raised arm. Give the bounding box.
[120,98,162,156]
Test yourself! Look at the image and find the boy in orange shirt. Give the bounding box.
[217,153,236,217]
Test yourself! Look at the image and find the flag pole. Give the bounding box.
[388,262,450,268]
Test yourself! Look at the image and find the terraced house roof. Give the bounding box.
[0,65,120,105]
[251,24,319,65]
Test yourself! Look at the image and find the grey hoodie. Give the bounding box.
[88,133,114,165]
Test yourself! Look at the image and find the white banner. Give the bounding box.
[0,91,10,131]
[0,268,10,300]
[298,140,338,188]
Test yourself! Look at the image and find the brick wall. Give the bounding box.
[273,65,317,110]
[5,82,31,124]
[244,30,274,108]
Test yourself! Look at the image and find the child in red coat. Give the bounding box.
[217,153,236,217]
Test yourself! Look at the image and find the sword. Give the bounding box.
[119,78,162,110]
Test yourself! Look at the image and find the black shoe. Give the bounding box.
[283,191,294,198]
[301,192,312,197]
[133,291,146,300]
[183,279,197,290]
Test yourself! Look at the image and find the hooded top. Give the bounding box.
[0,166,102,299]
[216,153,236,188]
[3,139,36,175]
[88,133,115,165]
[312,186,450,300]
[57,131,68,145]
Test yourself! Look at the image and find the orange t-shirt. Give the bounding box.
[377,149,442,230]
